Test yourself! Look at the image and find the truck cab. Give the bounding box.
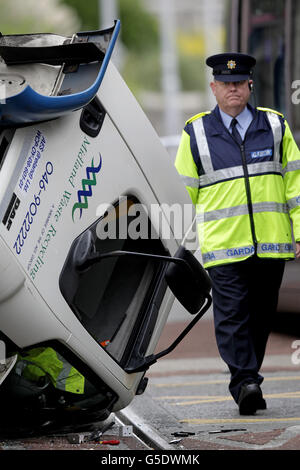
[0,22,211,434]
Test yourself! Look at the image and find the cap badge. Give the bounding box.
[227,60,236,70]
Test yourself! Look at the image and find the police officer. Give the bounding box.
[175,52,300,414]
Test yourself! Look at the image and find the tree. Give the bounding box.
[119,0,159,53]
[61,0,159,53]
[58,0,99,32]
[0,0,80,35]
[61,0,160,93]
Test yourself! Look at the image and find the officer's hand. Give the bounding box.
[296,242,300,259]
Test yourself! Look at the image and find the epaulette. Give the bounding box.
[256,107,284,118]
[185,111,211,125]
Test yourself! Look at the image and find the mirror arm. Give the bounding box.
[76,249,194,275]
[124,294,212,374]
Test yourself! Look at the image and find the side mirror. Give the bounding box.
[165,245,211,315]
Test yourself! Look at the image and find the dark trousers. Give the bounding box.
[207,256,285,403]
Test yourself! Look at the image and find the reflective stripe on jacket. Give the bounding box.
[175,104,300,268]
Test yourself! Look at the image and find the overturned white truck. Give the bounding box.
[0,21,211,434]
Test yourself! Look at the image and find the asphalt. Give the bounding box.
[118,316,300,453]
[0,316,300,458]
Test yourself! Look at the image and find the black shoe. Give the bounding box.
[238,383,266,415]
[257,397,267,410]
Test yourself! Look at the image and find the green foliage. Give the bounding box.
[178,54,206,92]
[122,51,161,94]
[0,0,80,35]
[59,1,202,93]
[59,0,99,31]
[60,0,160,94]
[119,0,159,53]
[60,0,159,52]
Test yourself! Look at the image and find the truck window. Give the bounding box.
[60,196,168,367]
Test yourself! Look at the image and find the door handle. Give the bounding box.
[80,96,106,137]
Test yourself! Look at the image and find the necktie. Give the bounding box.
[231,118,243,146]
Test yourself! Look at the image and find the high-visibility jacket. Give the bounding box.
[175,104,300,268]
[15,347,85,394]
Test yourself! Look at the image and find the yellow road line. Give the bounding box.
[153,375,300,388]
[171,392,300,406]
[264,376,300,382]
[173,397,232,405]
[154,395,229,400]
[153,379,228,388]
[154,391,300,406]
[180,417,300,424]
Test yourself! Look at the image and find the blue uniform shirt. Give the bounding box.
[219,106,253,141]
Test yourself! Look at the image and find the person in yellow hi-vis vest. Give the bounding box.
[175,52,300,415]
[16,347,85,395]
